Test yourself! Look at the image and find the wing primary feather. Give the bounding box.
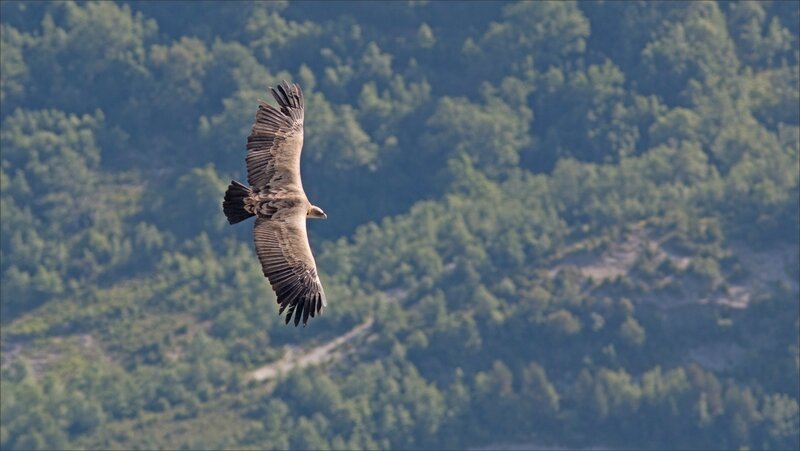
[294,297,305,327]
[276,280,300,301]
[302,295,312,325]
[284,304,296,325]
[280,282,305,308]
[295,84,303,109]
[309,293,319,318]
[272,277,296,293]
[272,84,289,110]
[280,80,293,106]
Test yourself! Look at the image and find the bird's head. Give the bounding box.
[307,205,327,219]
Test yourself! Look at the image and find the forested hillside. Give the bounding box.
[1,1,798,449]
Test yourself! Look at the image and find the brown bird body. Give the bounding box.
[223,81,327,326]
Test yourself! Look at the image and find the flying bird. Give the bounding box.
[223,81,327,327]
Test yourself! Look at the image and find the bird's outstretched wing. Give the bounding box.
[253,213,327,326]
[246,80,305,196]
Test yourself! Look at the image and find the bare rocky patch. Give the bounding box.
[550,225,798,311]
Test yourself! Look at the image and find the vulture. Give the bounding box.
[222,81,327,327]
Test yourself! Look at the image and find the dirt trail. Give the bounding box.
[249,317,374,381]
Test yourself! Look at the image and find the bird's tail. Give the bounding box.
[223,180,255,224]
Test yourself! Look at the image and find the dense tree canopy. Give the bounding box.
[1,1,798,450]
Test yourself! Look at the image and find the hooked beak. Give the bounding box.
[322,212,328,219]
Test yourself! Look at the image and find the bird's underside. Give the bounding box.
[222,80,327,326]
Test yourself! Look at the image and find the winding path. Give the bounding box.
[248,317,374,381]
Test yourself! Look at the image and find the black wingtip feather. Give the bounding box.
[271,82,289,109]
[294,298,304,327]
[285,305,295,325]
[302,296,311,325]
[269,80,302,112]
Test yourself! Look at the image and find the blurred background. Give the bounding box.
[1,1,798,449]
